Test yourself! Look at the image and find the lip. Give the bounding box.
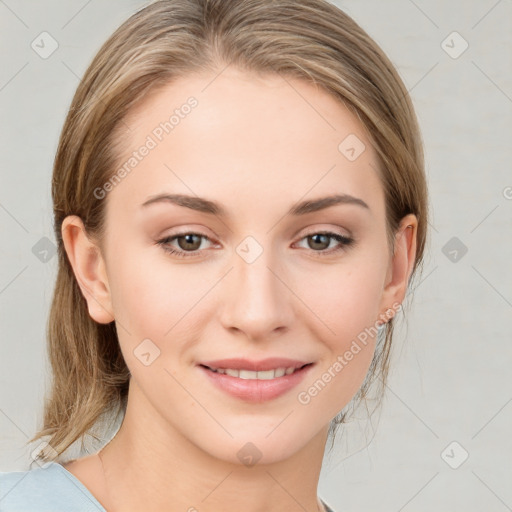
[197,360,315,403]
[199,357,311,372]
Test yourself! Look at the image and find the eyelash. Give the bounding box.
[156,230,355,259]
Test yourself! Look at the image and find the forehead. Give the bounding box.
[105,67,384,223]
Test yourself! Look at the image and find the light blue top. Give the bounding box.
[0,461,106,511]
[0,461,335,511]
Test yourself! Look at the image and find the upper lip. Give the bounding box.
[199,357,313,372]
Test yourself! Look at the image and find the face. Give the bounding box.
[64,66,415,465]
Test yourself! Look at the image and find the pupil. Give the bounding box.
[179,234,201,250]
[309,234,329,250]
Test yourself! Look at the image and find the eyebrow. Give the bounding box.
[141,193,370,216]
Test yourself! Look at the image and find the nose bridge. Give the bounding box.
[218,235,293,338]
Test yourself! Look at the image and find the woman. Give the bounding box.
[0,0,428,510]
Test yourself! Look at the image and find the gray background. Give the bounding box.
[1,1,511,510]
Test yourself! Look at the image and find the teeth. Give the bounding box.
[212,366,299,380]
[273,368,286,378]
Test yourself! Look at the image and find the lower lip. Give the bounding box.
[198,364,314,403]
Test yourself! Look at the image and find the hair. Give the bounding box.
[28,0,429,465]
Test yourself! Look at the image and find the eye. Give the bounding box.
[157,230,355,259]
[294,231,354,255]
[157,232,215,258]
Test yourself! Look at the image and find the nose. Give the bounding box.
[218,241,294,341]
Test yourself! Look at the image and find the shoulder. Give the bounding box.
[0,461,106,512]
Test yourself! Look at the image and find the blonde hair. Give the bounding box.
[28,0,428,465]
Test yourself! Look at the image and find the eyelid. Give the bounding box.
[157,224,217,239]
[157,227,354,260]
[296,224,352,239]
[159,225,351,246]
[161,230,219,249]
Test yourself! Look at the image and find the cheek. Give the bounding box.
[291,258,384,412]
[108,246,210,337]
[108,251,207,396]
[294,255,385,343]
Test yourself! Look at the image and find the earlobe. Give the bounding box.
[61,215,114,324]
[378,214,418,324]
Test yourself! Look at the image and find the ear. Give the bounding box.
[61,215,114,324]
[378,213,418,324]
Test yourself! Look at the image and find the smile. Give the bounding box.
[198,363,315,402]
[204,365,309,380]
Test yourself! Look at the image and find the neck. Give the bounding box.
[98,379,329,512]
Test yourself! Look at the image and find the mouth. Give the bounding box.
[199,363,313,380]
[197,359,315,403]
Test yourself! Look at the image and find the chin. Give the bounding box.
[198,427,318,467]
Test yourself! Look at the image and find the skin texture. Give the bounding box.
[61,66,417,512]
